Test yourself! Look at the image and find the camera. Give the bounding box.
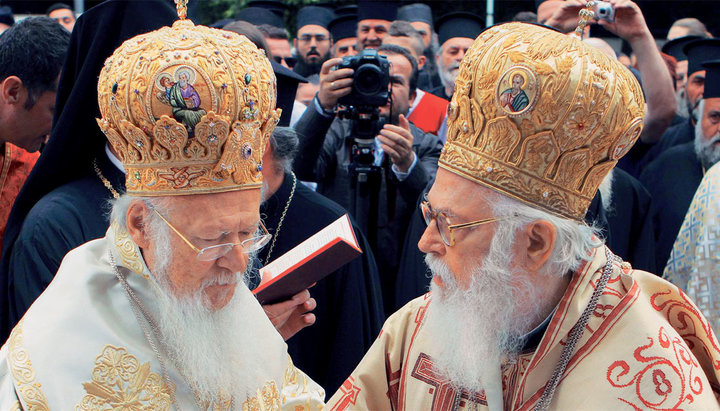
[594,1,615,23]
[337,49,390,108]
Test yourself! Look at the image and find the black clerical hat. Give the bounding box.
[335,5,358,17]
[236,6,284,28]
[702,60,720,99]
[297,6,335,30]
[397,3,433,25]
[357,0,397,22]
[435,12,484,46]
[0,6,14,27]
[329,14,358,42]
[684,38,720,76]
[661,36,702,62]
[247,0,288,16]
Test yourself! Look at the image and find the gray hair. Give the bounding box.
[110,194,174,274]
[269,126,298,173]
[489,191,602,277]
[670,18,710,38]
[388,20,425,58]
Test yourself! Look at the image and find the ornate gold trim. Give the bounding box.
[77,344,175,410]
[7,320,50,410]
[111,221,147,279]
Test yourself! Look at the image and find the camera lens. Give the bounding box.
[354,64,383,96]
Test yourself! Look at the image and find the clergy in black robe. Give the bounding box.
[395,168,657,310]
[6,151,124,328]
[637,119,694,172]
[256,127,384,395]
[640,142,704,274]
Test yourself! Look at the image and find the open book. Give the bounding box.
[253,214,362,304]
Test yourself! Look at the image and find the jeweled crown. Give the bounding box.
[96,4,279,196]
[441,22,645,220]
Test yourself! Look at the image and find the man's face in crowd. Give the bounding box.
[676,60,689,92]
[295,82,319,107]
[686,69,705,120]
[139,189,262,311]
[358,19,390,50]
[382,35,425,70]
[267,38,293,68]
[49,8,75,32]
[437,37,474,90]
[378,52,414,125]
[333,37,357,58]
[409,21,432,50]
[1,76,57,152]
[295,24,331,65]
[696,98,720,166]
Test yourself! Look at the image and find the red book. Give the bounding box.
[253,214,362,304]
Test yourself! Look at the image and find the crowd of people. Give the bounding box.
[0,0,719,409]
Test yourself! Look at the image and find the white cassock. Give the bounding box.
[0,221,325,410]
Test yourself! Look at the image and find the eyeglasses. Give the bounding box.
[153,209,271,261]
[299,34,329,43]
[273,56,298,68]
[420,198,502,246]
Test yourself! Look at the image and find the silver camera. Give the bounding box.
[594,1,615,23]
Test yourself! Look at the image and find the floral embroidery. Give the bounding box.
[77,345,175,410]
[242,381,280,411]
[606,327,703,410]
[7,320,50,410]
[111,221,146,278]
[157,166,204,189]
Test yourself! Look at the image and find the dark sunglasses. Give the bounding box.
[273,56,298,68]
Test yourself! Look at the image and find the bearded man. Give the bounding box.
[326,13,720,411]
[292,6,334,77]
[642,59,720,277]
[0,5,324,409]
[429,12,484,101]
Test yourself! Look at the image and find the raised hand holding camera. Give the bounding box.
[318,57,354,111]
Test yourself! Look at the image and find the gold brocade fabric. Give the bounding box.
[96,17,280,196]
[325,246,720,410]
[441,22,645,220]
[0,225,325,409]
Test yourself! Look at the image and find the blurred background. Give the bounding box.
[4,0,719,39]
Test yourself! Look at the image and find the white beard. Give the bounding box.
[438,58,459,93]
[695,113,720,168]
[149,252,270,403]
[423,238,542,406]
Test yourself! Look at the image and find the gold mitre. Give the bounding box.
[441,22,645,220]
[96,2,280,196]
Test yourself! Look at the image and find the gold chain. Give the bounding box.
[174,0,187,20]
[93,159,121,199]
[264,172,297,266]
[574,1,597,39]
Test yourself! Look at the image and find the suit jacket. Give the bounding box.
[293,103,442,315]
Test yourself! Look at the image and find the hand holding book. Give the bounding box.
[254,214,362,304]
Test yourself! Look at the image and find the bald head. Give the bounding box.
[583,37,617,59]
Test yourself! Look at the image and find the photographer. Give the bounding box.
[293,44,442,314]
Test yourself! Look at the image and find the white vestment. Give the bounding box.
[0,222,325,410]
